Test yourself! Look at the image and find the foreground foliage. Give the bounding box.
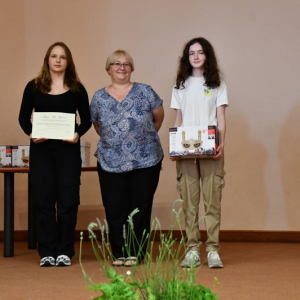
[79,200,219,300]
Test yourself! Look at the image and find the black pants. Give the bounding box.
[30,140,81,259]
[97,160,162,261]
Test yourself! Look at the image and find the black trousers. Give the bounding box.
[30,140,81,259]
[97,160,162,261]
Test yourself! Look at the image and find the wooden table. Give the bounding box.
[0,166,97,257]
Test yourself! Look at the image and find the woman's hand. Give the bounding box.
[213,105,226,160]
[212,143,224,160]
[63,132,79,144]
[30,134,47,144]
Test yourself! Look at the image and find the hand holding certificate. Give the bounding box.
[32,112,75,140]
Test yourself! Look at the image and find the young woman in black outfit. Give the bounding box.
[19,42,91,267]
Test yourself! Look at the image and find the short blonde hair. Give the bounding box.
[105,50,134,71]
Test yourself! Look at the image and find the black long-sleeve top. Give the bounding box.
[19,80,91,137]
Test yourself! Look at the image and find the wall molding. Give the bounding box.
[1,230,299,243]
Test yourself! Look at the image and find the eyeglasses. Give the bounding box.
[110,62,131,69]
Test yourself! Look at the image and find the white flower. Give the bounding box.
[127,208,140,229]
[87,222,97,238]
[172,199,183,221]
[126,271,131,275]
[172,199,183,211]
[123,224,127,239]
[88,222,98,231]
[96,218,104,233]
[123,224,127,246]
[104,219,109,233]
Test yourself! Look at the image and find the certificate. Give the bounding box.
[32,112,75,140]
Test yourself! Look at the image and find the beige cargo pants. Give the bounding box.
[176,157,226,252]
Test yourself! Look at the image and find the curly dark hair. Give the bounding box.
[35,42,80,93]
[175,37,221,89]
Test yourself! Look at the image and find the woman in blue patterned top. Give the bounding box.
[90,50,164,267]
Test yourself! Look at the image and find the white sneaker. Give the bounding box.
[56,255,71,267]
[207,251,223,268]
[40,256,55,267]
[181,250,201,268]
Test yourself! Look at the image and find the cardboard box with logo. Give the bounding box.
[169,126,219,159]
[0,146,12,167]
[80,141,91,167]
[11,146,30,167]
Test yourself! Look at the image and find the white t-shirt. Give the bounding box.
[170,76,228,126]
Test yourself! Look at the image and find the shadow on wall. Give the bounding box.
[223,112,269,230]
[278,103,300,230]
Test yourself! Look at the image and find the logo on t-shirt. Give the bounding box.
[204,88,212,97]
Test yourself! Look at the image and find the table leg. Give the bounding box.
[28,173,37,249]
[4,173,14,257]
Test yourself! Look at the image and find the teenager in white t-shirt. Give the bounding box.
[170,37,228,268]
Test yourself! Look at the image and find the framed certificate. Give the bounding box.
[32,112,75,140]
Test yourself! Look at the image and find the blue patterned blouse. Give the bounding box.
[90,83,164,173]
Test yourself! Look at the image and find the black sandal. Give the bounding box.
[112,257,125,267]
[125,257,138,267]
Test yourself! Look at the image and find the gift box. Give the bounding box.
[0,146,12,167]
[11,146,30,167]
[169,126,219,159]
[80,141,91,167]
[80,141,91,148]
